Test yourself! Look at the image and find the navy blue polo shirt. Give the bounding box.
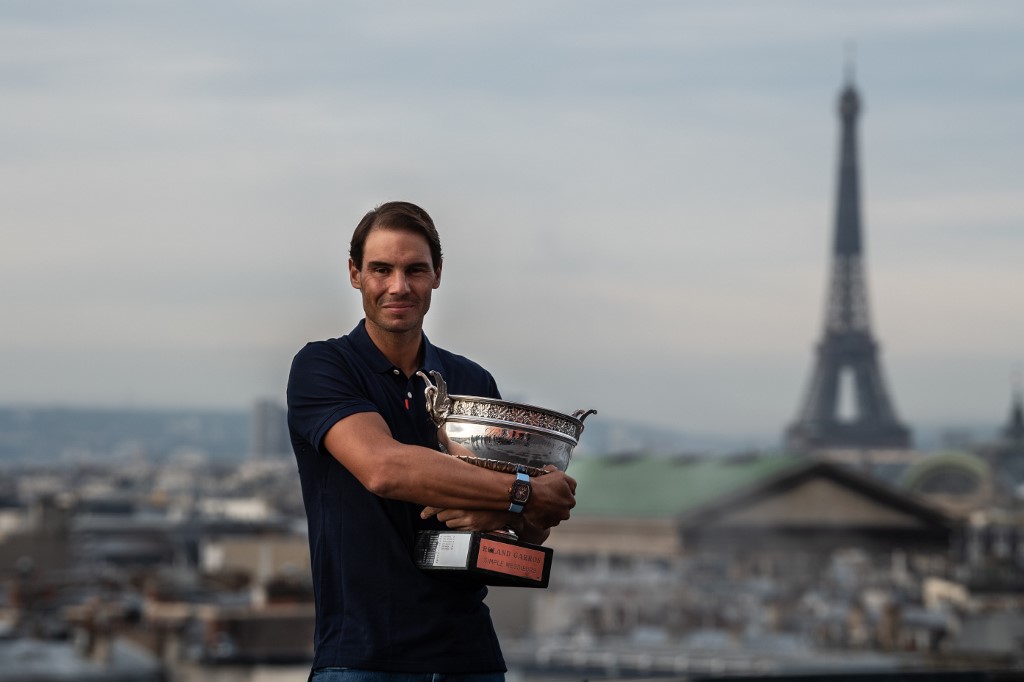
[287,320,505,673]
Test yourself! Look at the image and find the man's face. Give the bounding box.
[349,227,441,338]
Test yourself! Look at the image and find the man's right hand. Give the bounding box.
[523,466,577,530]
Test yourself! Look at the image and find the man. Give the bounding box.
[287,201,578,680]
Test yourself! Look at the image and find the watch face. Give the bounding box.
[510,480,530,504]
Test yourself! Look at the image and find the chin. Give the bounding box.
[375,317,421,334]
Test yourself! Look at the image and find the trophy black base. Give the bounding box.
[414,530,553,588]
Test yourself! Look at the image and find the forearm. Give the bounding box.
[367,440,515,510]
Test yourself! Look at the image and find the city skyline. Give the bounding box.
[2,2,1022,444]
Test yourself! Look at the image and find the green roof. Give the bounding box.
[567,453,804,518]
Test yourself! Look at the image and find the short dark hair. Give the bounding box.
[350,201,443,270]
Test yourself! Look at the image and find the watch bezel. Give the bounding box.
[508,469,531,512]
[510,479,531,504]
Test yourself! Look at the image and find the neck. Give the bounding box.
[365,320,423,377]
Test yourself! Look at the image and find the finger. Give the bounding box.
[420,506,444,519]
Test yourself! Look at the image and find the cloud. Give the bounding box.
[0,2,1021,441]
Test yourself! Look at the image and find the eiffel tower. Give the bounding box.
[785,73,911,453]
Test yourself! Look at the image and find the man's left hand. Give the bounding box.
[420,506,511,532]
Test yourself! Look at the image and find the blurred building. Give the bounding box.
[0,494,74,577]
[0,453,313,680]
[977,386,1024,501]
[250,399,290,459]
[0,637,164,682]
[812,448,925,489]
[543,454,953,583]
[485,453,1024,675]
[903,451,995,516]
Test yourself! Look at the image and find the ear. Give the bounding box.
[349,258,361,289]
[433,260,443,289]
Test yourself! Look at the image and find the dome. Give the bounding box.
[902,451,993,508]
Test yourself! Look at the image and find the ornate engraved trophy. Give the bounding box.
[413,370,595,588]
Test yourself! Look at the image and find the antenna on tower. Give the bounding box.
[844,41,857,84]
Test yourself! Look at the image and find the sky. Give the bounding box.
[2,1,1022,447]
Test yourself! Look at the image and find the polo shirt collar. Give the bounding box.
[349,319,444,376]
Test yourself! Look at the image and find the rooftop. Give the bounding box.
[569,453,803,518]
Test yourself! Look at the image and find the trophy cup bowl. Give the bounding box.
[417,370,596,477]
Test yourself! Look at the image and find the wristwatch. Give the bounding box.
[507,467,531,513]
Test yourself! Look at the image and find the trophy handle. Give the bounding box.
[571,409,598,434]
[416,370,451,427]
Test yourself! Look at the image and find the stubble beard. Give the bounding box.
[367,294,431,338]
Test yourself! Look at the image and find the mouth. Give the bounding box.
[381,301,416,312]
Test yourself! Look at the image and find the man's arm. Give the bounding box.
[323,411,576,530]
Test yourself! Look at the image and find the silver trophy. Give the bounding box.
[417,370,596,475]
[413,370,596,587]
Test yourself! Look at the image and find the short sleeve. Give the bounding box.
[287,341,377,455]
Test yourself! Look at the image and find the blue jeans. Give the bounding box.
[310,670,504,682]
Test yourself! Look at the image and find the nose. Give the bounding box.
[387,271,411,295]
